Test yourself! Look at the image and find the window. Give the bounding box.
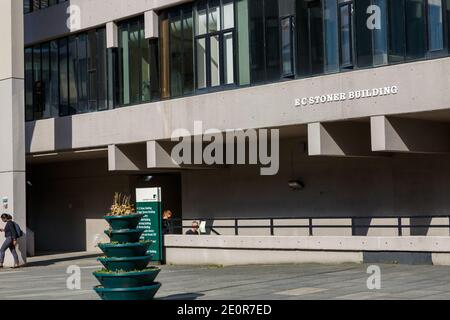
[249,0,281,83]
[169,7,195,97]
[25,28,109,121]
[281,17,294,77]
[428,0,445,52]
[118,17,160,106]
[339,1,354,68]
[194,0,236,89]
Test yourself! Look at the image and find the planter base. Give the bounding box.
[94,283,161,300]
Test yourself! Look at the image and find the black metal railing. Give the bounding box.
[170,215,450,237]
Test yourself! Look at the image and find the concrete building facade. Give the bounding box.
[8,0,450,266]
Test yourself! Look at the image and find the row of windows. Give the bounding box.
[24,0,67,14]
[25,28,110,121]
[25,0,450,121]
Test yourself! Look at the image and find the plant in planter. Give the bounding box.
[93,194,161,300]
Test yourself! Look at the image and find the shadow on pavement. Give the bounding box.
[159,293,205,300]
[25,253,102,267]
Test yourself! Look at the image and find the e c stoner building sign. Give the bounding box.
[295,85,399,107]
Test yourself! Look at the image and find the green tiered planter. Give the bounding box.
[94,213,161,300]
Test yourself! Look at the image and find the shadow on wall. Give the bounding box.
[24,0,72,46]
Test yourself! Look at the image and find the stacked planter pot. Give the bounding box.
[93,213,161,300]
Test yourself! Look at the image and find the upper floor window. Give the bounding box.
[25,28,109,121]
[118,17,160,106]
[195,0,236,90]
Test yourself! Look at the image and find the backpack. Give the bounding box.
[13,222,24,238]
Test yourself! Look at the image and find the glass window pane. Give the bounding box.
[210,35,220,86]
[97,28,108,110]
[33,45,42,119]
[140,28,151,102]
[428,0,444,51]
[340,4,352,67]
[264,0,280,80]
[120,25,130,105]
[405,0,426,59]
[310,3,324,74]
[77,33,88,113]
[129,21,141,105]
[324,0,339,73]
[355,0,373,68]
[68,36,78,114]
[237,0,250,85]
[25,48,34,121]
[209,1,221,32]
[183,10,194,94]
[388,0,406,62]
[373,0,388,66]
[88,31,98,111]
[223,0,235,29]
[249,0,265,83]
[41,43,51,118]
[59,38,69,116]
[196,3,208,35]
[170,15,183,97]
[224,32,234,84]
[281,17,293,76]
[50,40,59,117]
[196,38,207,89]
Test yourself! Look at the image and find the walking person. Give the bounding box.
[0,214,20,268]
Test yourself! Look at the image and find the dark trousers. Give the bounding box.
[0,237,19,265]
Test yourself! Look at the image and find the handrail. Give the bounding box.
[170,215,450,237]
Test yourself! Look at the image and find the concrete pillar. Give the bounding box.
[0,0,26,266]
[106,22,118,48]
[371,116,450,153]
[308,121,373,157]
[144,10,159,39]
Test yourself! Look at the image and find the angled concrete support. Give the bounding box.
[0,0,26,266]
[371,116,450,153]
[308,121,372,157]
[108,144,147,171]
[147,141,180,169]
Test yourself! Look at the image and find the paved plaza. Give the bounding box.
[1,252,450,300]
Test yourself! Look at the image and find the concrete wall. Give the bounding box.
[181,138,450,236]
[27,159,132,252]
[26,57,450,154]
[164,235,450,266]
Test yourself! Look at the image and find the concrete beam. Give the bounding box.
[371,116,450,153]
[108,144,147,171]
[308,122,372,157]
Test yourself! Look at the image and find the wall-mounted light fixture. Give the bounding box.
[288,180,305,191]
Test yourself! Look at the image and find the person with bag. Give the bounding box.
[0,214,20,268]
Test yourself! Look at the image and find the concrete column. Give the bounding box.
[0,0,26,266]
[308,121,373,157]
[144,10,159,39]
[106,22,118,48]
[371,116,450,153]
